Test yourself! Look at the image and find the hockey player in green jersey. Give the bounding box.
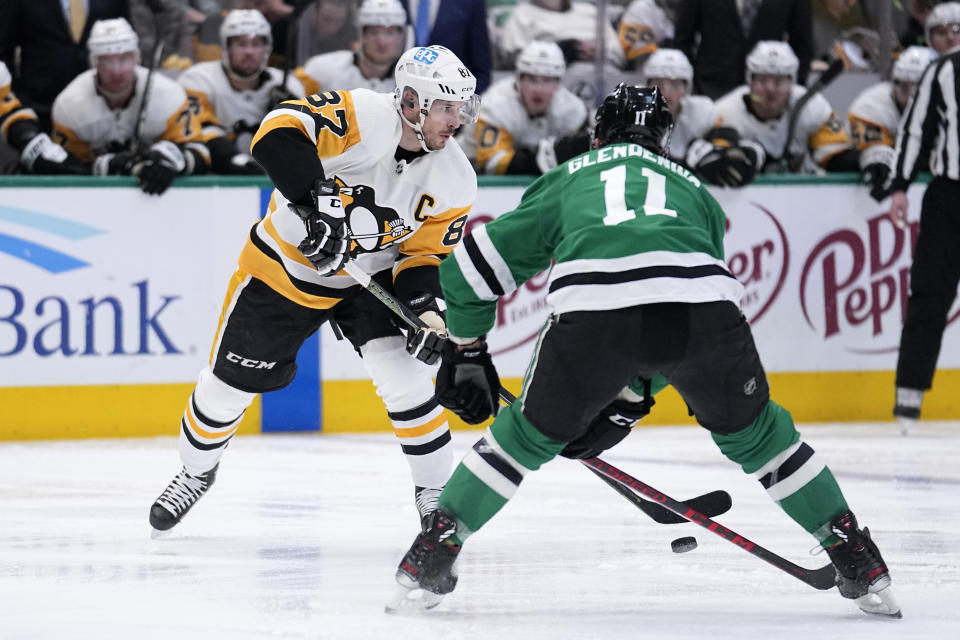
[388,85,900,618]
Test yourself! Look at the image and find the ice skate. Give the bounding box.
[414,485,442,531]
[893,388,923,436]
[149,464,218,535]
[825,511,901,618]
[385,509,460,613]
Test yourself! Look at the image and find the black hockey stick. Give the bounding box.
[340,262,733,525]
[130,0,166,159]
[582,456,838,590]
[778,57,845,170]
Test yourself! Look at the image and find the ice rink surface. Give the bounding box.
[1,422,958,640]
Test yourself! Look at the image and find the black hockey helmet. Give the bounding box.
[594,84,674,155]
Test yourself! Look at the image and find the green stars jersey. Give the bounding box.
[439,142,744,339]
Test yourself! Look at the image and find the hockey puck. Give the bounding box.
[670,536,698,553]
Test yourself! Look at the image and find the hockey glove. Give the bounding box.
[687,139,764,188]
[404,293,448,365]
[859,144,895,202]
[227,153,263,175]
[133,140,187,195]
[560,385,654,459]
[20,133,89,175]
[290,178,349,276]
[269,85,298,106]
[436,338,500,425]
[92,151,136,176]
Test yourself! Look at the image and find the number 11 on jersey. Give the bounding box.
[600,165,677,226]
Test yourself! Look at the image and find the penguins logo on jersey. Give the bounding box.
[336,179,413,253]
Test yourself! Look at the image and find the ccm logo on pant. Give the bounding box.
[226,352,277,369]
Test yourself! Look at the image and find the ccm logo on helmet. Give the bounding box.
[226,352,276,369]
[413,48,438,63]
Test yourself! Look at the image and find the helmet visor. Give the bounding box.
[429,94,481,125]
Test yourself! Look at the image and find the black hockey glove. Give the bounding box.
[859,145,895,202]
[290,178,349,276]
[133,140,187,195]
[693,145,761,188]
[403,293,448,365]
[227,153,264,175]
[560,386,654,459]
[436,338,500,424]
[92,151,136,176]
[269,85,298,106]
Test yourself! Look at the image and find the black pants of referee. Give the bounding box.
[896,177,960,390]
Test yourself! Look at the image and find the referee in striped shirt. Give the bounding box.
[886,15,960,434]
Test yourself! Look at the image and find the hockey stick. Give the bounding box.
[340,261,733,525]
[581,456,838,590]
[777,57,845,170]
[130,0,166,159]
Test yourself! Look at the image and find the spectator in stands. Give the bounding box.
[673,0,814,100]
[715,40,858,174]
[0,0,130,131]
[618,0,676,69]
[52,18,210,195]
[468,40,588,175]
[130,0,196,73]
[179,9,303,175]
[847,46,936,201]
[924,2,960,54]
[0,61,87,174]
[295,0,408,96]
[294,0,358,61]
[400,0,492,94]
[898,0,934,48]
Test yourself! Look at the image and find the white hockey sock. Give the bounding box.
[178,367,255,475]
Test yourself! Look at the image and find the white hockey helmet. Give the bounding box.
[394,46,480,151]
[643,48,693,85]
[745,40,799,84]
[87,18,140,65]
[515,40,566,78]
[356,0,407,28]
[220,9,273,80]
[925,2,960,45]
[892,46,937,83]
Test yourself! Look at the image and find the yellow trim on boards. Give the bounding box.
[321,369,960,433]
[0,384,261,441]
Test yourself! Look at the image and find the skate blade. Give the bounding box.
[855,586,902,619]
[150,527,172,540]
[384,583,445,614]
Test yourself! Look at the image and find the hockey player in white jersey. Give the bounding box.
[51,18,209,194]
[715,41,859,174]
[295,0,408,97]
[642,48,763,188]
[617,0,675,69]
[924,2,960,56]
[178,9,304,175]
[470,40,588,175]
[148,45,480,535]
[1,61,86,175]
[848,46,937,201]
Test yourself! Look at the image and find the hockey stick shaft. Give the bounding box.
[131,1,166,159]
[779,57,844,163]
[581,457,837,590]
[340,261,732,524]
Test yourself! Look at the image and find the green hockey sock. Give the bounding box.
[713,400,848,546]
[438,403,566,543]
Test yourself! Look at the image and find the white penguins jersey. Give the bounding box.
[470,76,588,174]
[52,67,203,162]
[667,94,721,162]
[245,88,477,308]
[178,62,304,154]
[294,50,396,97]
[715,85,852,171]
[847,81,901,150]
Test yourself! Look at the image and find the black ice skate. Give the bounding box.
[386,509,461,613]
[414,485,442,531]
[149,464,218,536]
[825,510,901,618]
